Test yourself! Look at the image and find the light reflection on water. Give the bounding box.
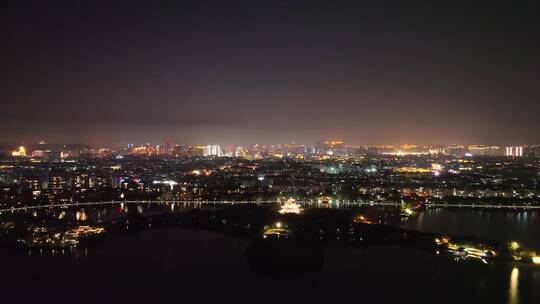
[401,208,540,304]
[402,209,540,251]
[509,267,519,304]
[3,203,540,303]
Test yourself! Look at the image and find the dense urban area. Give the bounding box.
[1,141,539,209]
[2,140,540,299]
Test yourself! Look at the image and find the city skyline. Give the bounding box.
[3,139,538,160]
[2,138,540,149]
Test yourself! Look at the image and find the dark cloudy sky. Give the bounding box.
[2,1,539,146]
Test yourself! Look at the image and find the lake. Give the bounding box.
[1,204,539,303]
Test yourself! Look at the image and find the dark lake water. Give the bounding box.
[3,228,540,304]
[401,208,540,251]
[1,205,540,303]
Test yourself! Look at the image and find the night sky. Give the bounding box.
[2,1,539,146]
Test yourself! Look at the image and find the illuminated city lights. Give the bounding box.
[2,1,540,302]
[11,146,26,157]
[278,199,302,214]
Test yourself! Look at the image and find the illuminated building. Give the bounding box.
[129,143,160,156]
[395,167,432,174]
[382,150,427,156]
[22,175,42,190]
[204,145,222,157]
[31,150,44,157]
[131,145,149,155]
[156,145,169,155]
[173,145,204,157]
[380,144,429,156]
[505,146,523,157]
[62,225,105,246]
[60,151,71,158]
[71,170,89,191]
[278,198,302,214]
[11,146,26,157]
[443,145,467,157]
[467,145,503,156]
[235,146,248,157]
[47,170,68,193]
[428,146,445,154]
[431,163,443,171]
[263,222,289,239]
[315,140,344,155]
[353,214,373,224]
[152,180,178,190]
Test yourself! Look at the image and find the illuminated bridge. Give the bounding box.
[1,200,540,214]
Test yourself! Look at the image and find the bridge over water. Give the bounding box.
[1,200,540,214]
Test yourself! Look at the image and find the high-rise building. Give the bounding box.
[528,145,540,157]
[315,140,344,155]
[157,145,168,155]
[173,145,204,157]
[505,146,523,157]
[467,145,503,156]
[428,145,445,155]
[443,145,467,157]
[204,145,222,157]
[234,146,248,157]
